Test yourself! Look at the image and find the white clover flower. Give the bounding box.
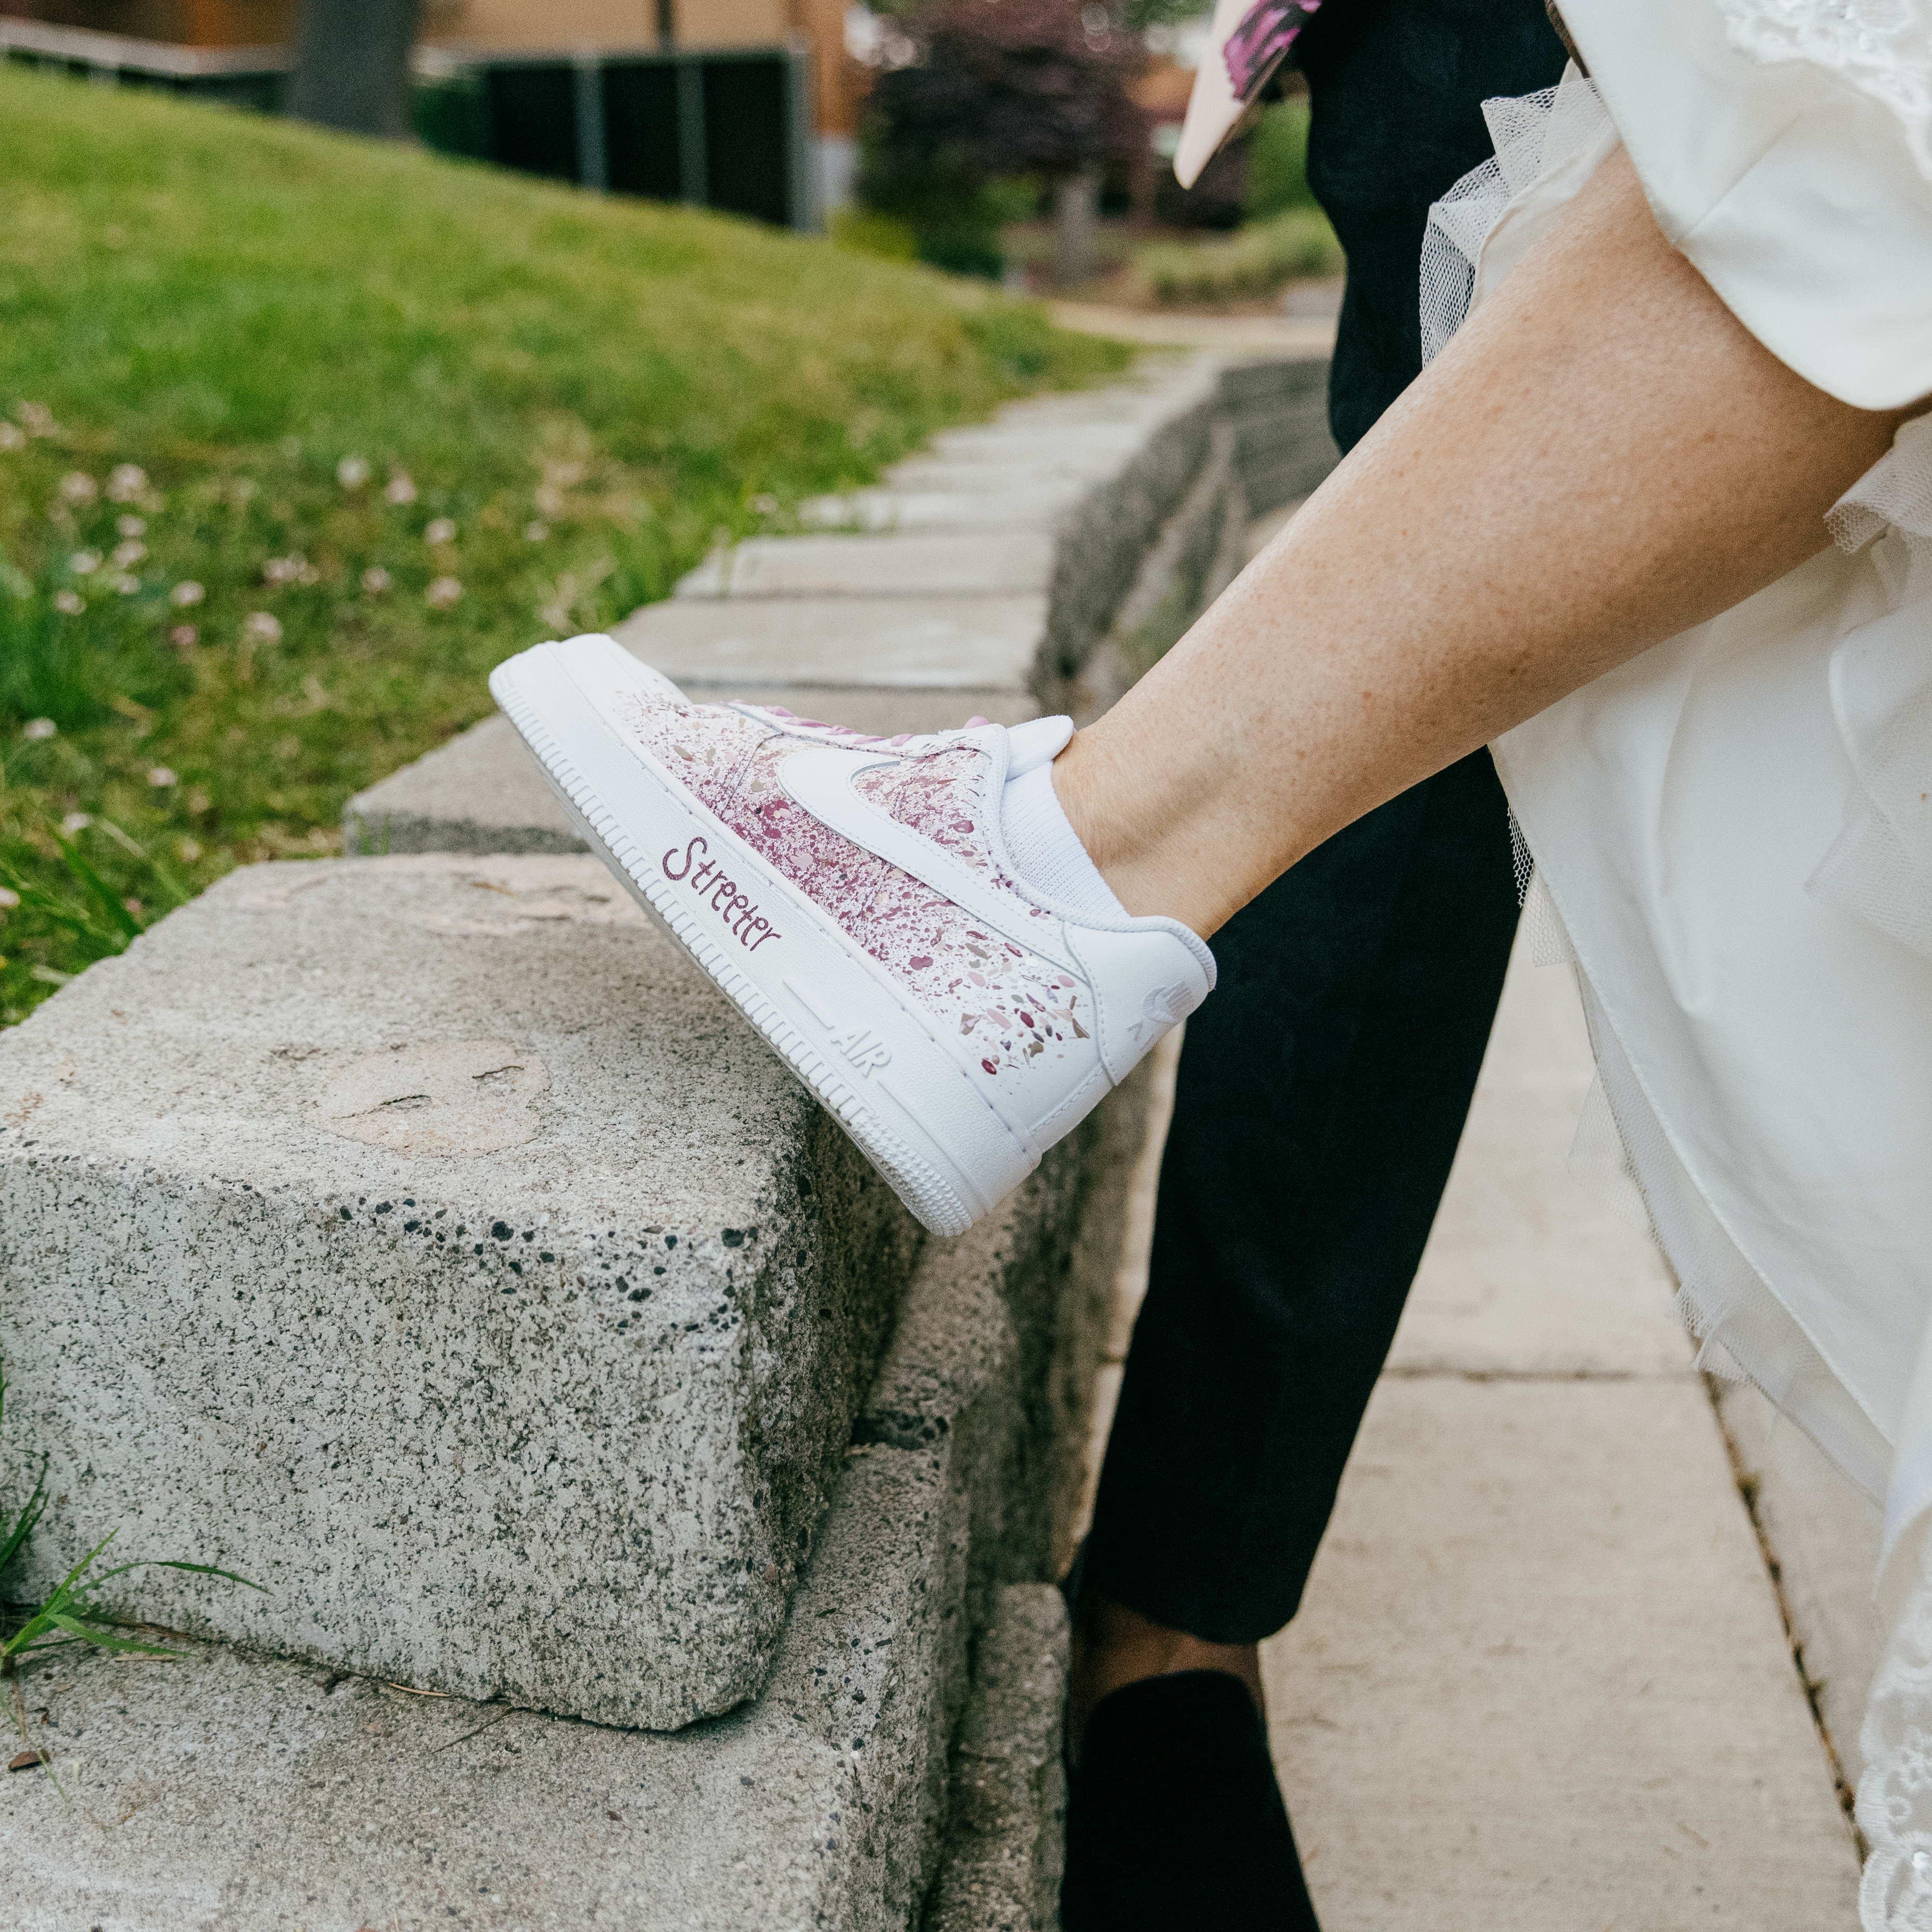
[0,423,22,452]
[384,472,417,506]
[0,885,18,910]
[53,589,84,615]
[169,624,199,649]
[533,484,565,518]
[423,517,456,546]
[336,454,372,490]
[524,519,549,542]
[361,565,392,595]
[18,403,54,436]
[111,572,141,595]
[59,473,97,505]
[147,766,177,789]
[243,611,283,644]
[106,464,148,503]
[425,575,463,609]
[177,837,202,862]
[170,580,205,607]
[61,811,91,834]
[111,539,146,569]
[117,513,146,538]
[21,718,56,741]
[751,493,779,516]
[263,556,303,587]
[69,551,101,576]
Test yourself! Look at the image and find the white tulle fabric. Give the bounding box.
[1715,0,1932,179]
[1423,58,1932,1932]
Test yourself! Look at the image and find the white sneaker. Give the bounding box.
[489,634,1215,1237]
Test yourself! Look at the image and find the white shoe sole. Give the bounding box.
[489,638,1038,1237]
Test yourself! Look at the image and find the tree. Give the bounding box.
[287,0,424,142]
[860,0,1146,284]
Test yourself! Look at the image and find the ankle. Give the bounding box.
[1049,736,1221,938]
[1068,1590,1264,1752]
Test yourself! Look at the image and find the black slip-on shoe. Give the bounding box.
[1062,1670,1321,1932]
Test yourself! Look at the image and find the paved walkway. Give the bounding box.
[1083,901,1865,1924]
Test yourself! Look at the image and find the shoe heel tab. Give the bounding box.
[1062,920,1214,1085]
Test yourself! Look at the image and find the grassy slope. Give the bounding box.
[0,64,1127,1026]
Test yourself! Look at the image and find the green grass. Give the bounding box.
[0,63,1129,1026]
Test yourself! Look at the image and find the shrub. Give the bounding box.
[1133,206,1341,306]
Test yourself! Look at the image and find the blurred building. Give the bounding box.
[0,0,867,226]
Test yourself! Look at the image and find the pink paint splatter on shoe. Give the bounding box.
[612,690,1089,1081]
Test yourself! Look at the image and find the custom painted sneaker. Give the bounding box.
[489,634,1215,1237]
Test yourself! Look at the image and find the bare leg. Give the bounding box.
[1067,1592,1265,1758]
[1056,147,1918,938]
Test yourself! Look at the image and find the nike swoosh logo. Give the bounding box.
[777,746,1085,975]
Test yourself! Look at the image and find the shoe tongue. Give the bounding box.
[1003,714,1074,779]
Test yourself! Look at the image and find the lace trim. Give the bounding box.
[1714,0,1932,180]
[1862,1522,1932,1928]
[1418,70,1610,364]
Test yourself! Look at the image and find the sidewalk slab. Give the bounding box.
[1714,1378,1883,1785]
[1256,934,1859,1926]
[1266,1375,1861,1930]
[0,855,918,1730]
[674,532,1055,600]
[1388,945,1692,1378]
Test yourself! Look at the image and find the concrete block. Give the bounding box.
[1267,1375,1861,1930]
[1216,354,1328,412]
[0,854,921,1729]
[346,351,1334,873]
[617,591,1048,689]
[345,677,1041,859]
[675,532,1055,600]
[0,1071,1142,1932]
[881,455,1124,493]
[924,1585,1071,1932]
[924,425,1149,467]
[799,484,1087,533]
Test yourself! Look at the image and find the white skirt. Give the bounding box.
[1432,7,1932,1925]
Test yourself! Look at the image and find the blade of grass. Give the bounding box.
[86,1557,266,1594]
[42,1613,180,1660]
[0,1458,48,1575]
[47,833,142,944]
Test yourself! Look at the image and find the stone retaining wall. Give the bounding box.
[0,346,1338,1931]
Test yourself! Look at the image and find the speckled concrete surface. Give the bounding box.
[923,1585,1071,1932]
[0,853,919,1729]
[0,1082,1137,1932]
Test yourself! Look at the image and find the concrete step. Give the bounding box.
[0,1102,1135,1929]
[673,531,1057,601]
[347,350,1324,862]
[0,853,922,1730]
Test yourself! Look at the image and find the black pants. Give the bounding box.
[1080,0,1566,1645]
